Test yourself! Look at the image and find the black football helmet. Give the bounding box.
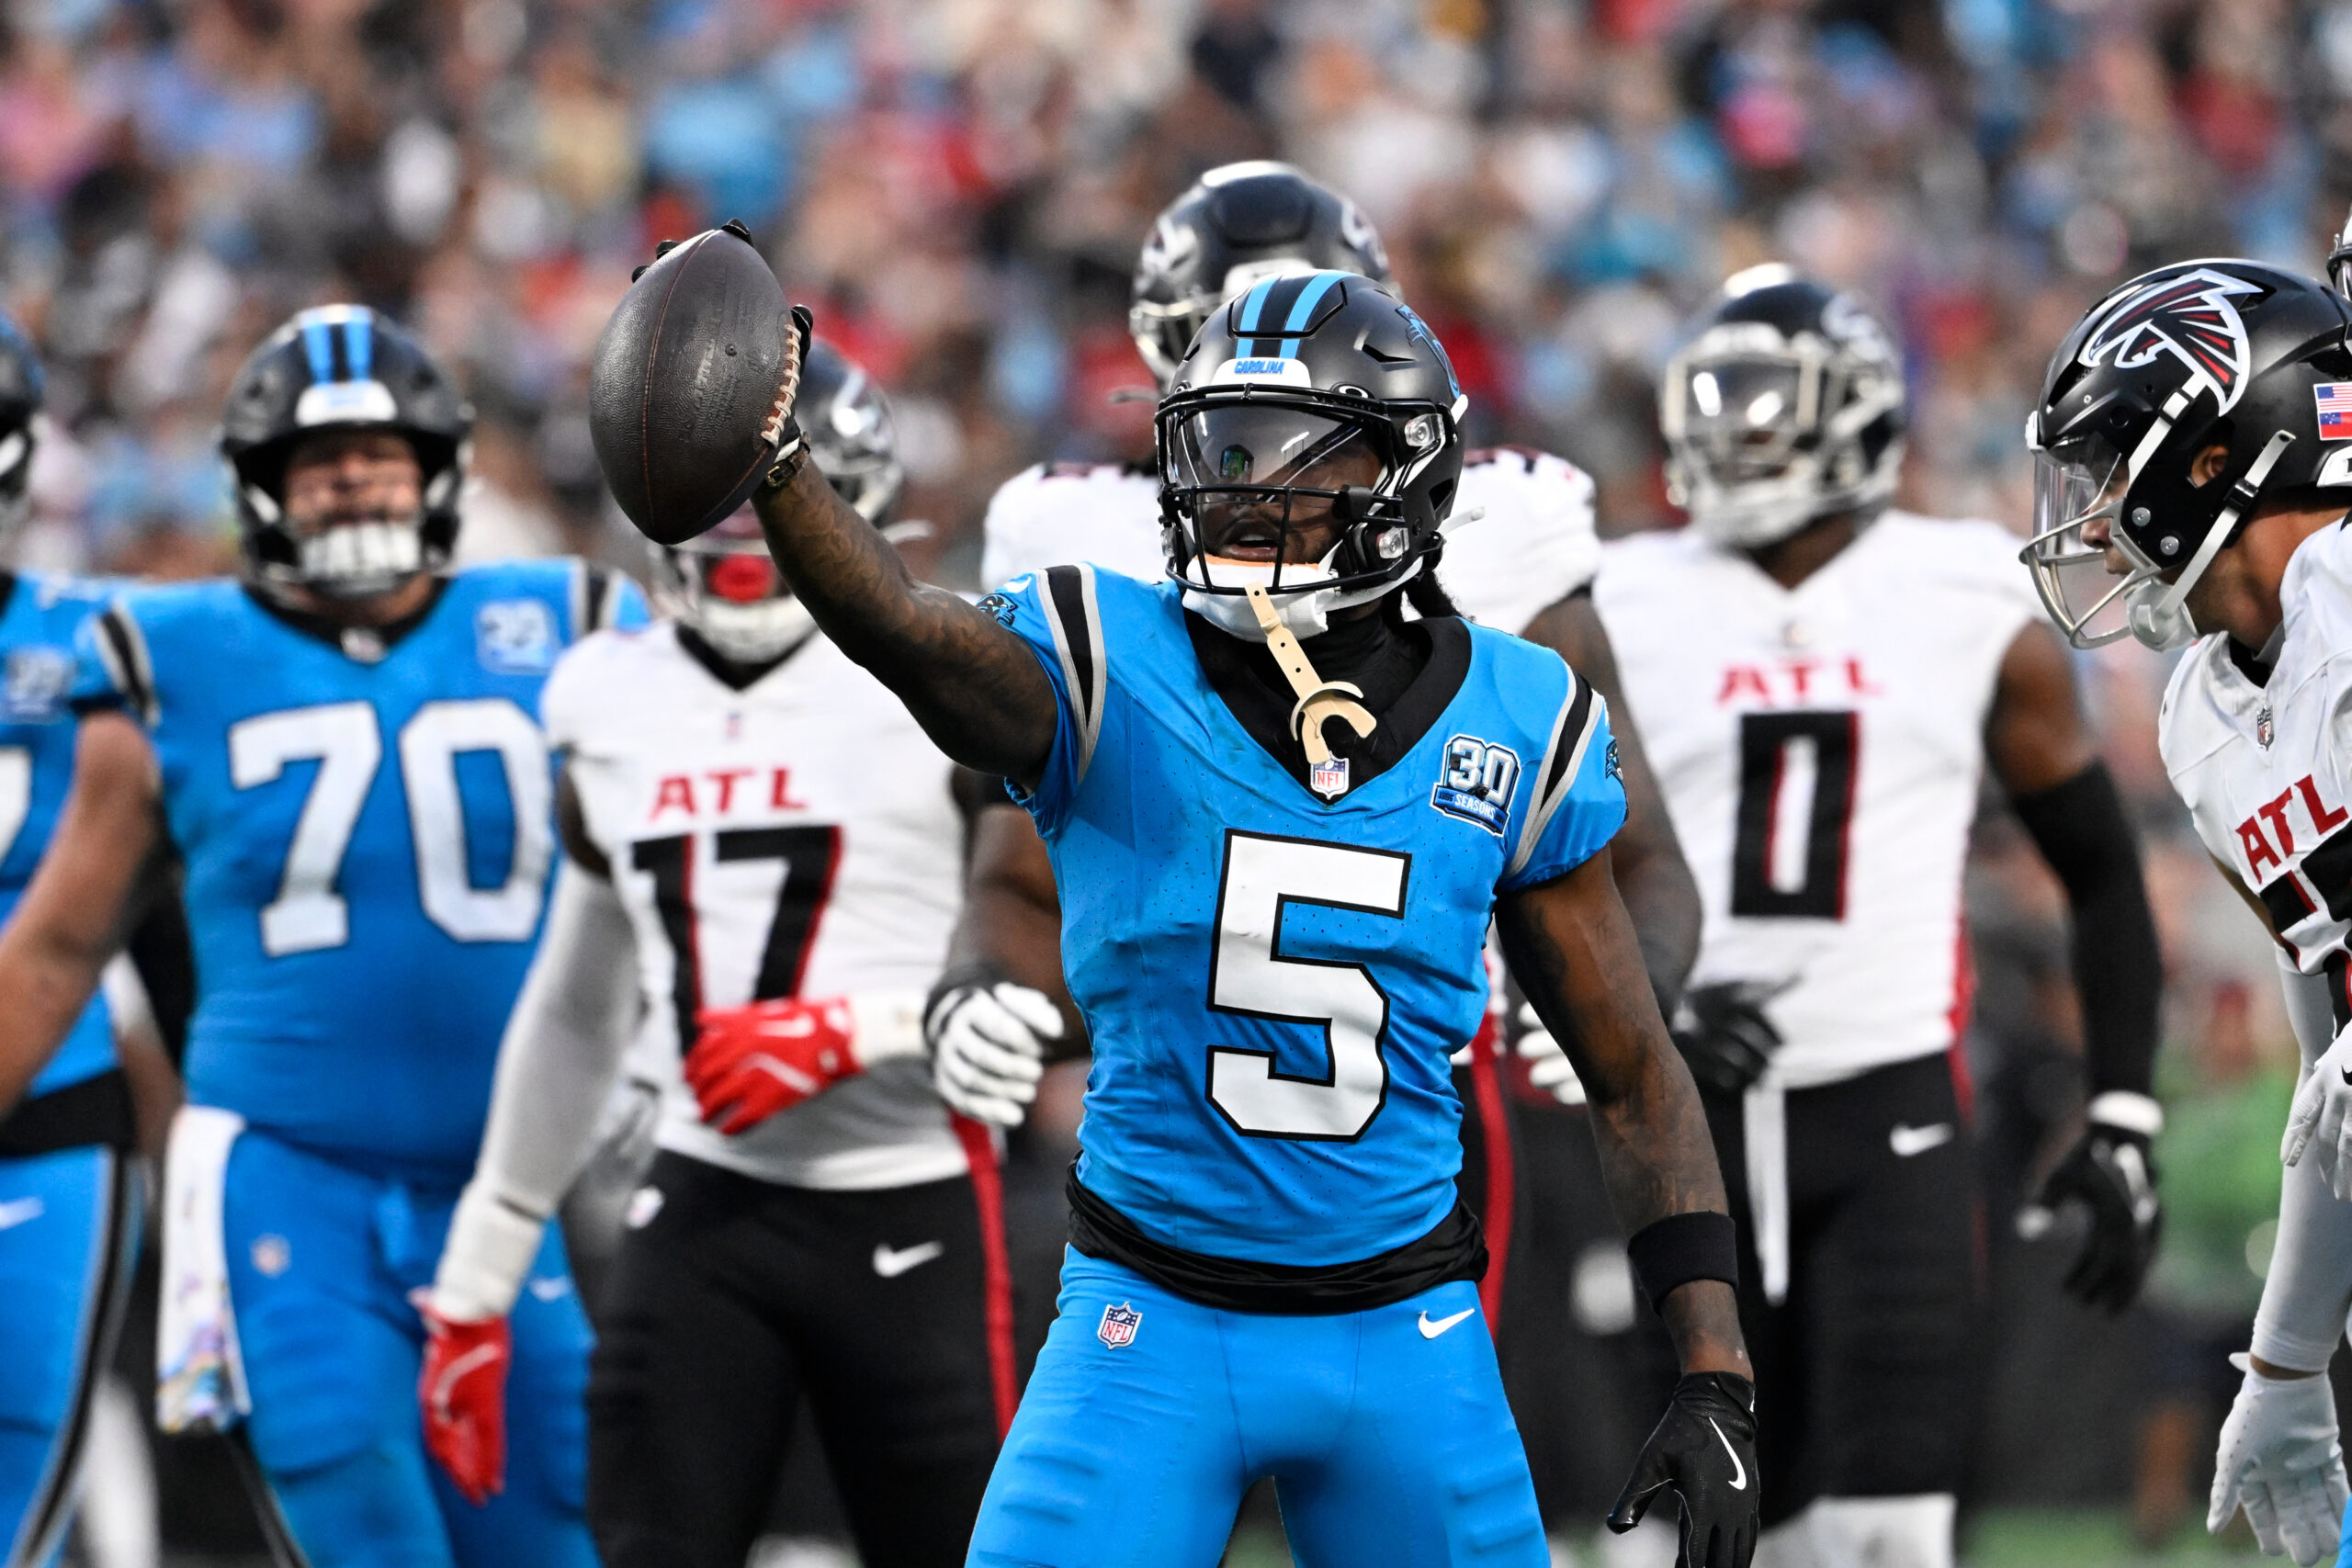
[2024,260,2352,649]
[1130,162,1392,389]
[650,338,901,663]
[0,311,42,546]
[1157,270,1465,637]
[1659,265,1906,548]
[220,305,473,599]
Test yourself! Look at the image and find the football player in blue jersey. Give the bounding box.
[0,312,159,1568]
[676,254,1760,1566]
[0,304,642,1568]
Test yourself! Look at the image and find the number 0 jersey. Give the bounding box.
[546,622,967,1191]
[3,572,119,1099]
[1594,513,2042,1089]
[979,446,1601,635]
[994,567,1624,1267]
[2161,523,2352,1006]
[72,562,644,1183]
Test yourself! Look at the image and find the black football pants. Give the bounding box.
[586,1153,1003,1568]
[1701,1053,1978,1528]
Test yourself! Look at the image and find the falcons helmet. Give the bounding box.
[2023,260,2352,649]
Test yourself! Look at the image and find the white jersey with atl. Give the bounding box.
[1595,513,2042,1089]
[978,446,1602,633]
[2161,524,2352,1003]
[546,623,967,1190]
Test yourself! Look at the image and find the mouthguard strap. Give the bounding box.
[1244,583,1377,767]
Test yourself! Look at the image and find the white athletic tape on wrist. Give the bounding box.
[848,991,929,1064]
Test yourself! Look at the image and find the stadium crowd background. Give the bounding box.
[6,0,2344,1562]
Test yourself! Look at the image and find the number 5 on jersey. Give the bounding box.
[1207,831,1408,1141]
[229,698,552,955]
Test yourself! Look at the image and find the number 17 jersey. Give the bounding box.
[993,567,1624,1268]
[72,563,644,1183]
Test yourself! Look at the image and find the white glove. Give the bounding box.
[1515,1002,1586,1106]
[2282,1021,2352,1199]
[926,981,1060,1127]
[2210,1352,2351,1564]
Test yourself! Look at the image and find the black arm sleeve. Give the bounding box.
[124,867,195,1068]
[2009,761,2160,1099]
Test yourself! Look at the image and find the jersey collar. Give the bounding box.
[243,577,450,663]
[1185,609,1470,801]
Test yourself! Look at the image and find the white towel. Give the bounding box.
[155,1106,250,1434]
[1743,1079,1791,1305]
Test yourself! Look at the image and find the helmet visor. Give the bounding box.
[1161,401,1402,592]
[2021,430,2149,648]
[1672,356,1817,484]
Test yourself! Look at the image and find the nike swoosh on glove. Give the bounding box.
[927,981,1060,1127]
[414,1293,511,1506]
[686,997,862,1136]
[2032,1097,2162,1314]
[2285,1021,2352,1200]
[2210,1352,2349,1566]
[1609,1371,1759,1568]
[1670,984,1783,1097]
[1514,1001,1587,1106]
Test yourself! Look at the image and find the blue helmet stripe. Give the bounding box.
[1278,270,1344,358]
[342,313,372,382]
[300,318,336,385]
[1235,275,1281,357]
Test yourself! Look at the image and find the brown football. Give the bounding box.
[589,225,791,545]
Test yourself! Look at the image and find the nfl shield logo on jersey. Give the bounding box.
[1097,1302,1142,1348]
[1310,756,1349,800]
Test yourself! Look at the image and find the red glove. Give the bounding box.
[686,997,863,1135]
[415,1295,510,1506]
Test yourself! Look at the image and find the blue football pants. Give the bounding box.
[0,1145,135,1568]
[221,1130,597,1568]
[968,1250,1548,1568]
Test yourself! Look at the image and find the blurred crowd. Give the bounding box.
[12,0,2352,1553]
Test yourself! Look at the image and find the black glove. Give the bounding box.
[1671,984,1783,1096]
[1609,1371,1759,1568]
[2034,1116,2161,1314]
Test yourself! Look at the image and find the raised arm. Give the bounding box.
[752,457,1058,790]
[0,711,163,1111]
[1519,592,1701,1010]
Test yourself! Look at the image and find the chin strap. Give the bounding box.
[1244,583,1376,770]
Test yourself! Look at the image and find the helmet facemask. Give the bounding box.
[246,429,460,602]
[1661,321,1905,548]
[1159,394,1439,638]
[650,512,814,665]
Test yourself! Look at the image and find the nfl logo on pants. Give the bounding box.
[1097,1302,1142,1348]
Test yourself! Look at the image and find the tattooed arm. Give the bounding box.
[1495,849,1749,1377]
[753,461,1057,790]
[1518,592,1700,1011]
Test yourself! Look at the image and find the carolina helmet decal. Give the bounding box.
[2078,266,2265,415]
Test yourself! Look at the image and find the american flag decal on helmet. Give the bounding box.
[2078,267,2264,415]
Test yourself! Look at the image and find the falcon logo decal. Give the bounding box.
[2078,267,2263,414]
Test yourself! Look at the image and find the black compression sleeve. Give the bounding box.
[2009,761,2160,1099]
[125,876,195,1067]
[1625,1211,1740,1305]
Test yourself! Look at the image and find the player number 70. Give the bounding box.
[229,698,553,955]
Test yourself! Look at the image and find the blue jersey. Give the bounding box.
[1,572,120,1098]
[73,562,644,1183]
[995,566,1624,1266]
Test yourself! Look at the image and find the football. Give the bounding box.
[589,224,793,545]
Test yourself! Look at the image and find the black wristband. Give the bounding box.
[1626,1211,1740,1305]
